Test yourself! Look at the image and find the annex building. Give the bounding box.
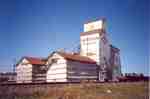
[16,18,122,83]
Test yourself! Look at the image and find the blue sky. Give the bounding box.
[0,0,149,75]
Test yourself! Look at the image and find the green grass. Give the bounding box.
[0,81,149,99]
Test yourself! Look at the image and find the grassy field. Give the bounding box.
[0,81,149,99]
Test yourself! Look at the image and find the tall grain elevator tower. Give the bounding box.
[80,18,118,81]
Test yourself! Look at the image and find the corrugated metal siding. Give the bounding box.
[67,60,98,82]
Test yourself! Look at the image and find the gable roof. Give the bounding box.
[25,57,46,65]
[16,56,46,66]
[57,51,96,64]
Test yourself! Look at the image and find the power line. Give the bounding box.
[64,40,80,53]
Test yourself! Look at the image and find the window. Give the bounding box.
[51,58,58,64]
[40,66,46,70]
[80,72,88,75]
[68,71,75,74]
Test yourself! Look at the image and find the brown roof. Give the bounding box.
[24,57,46,65]
[57,52,96,64]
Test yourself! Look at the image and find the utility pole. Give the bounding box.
[13,58,17,73]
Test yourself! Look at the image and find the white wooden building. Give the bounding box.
[16,57,46,83]
[46,51,98,82]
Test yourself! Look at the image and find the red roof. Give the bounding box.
[57,52,96,64]
[25,57,46,65]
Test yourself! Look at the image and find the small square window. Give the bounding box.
[80,72,88,75]
[51,59,58,63]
